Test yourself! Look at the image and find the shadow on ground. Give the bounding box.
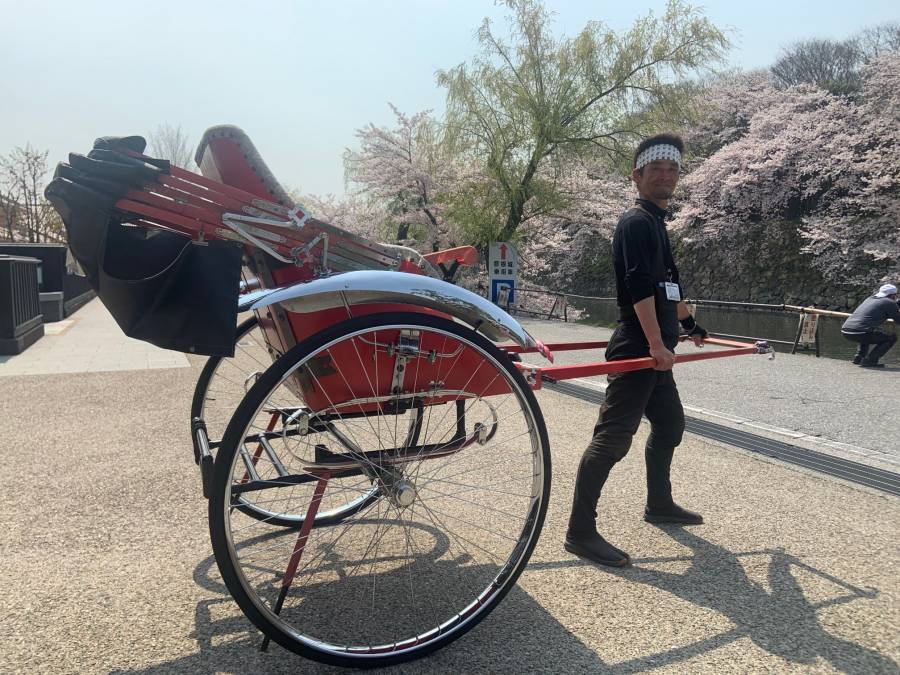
[111,526,893,674]
[535,526,893,674]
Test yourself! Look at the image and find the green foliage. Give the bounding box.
[437,0,729,242]
[377,215,428,244]
[442,178,509,249]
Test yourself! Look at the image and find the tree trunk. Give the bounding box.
[2,203,14,241]
[499,148,543,242]
[500,196,525,242]
[422,207,441,246]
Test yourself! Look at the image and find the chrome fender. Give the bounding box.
[240,270,552,359]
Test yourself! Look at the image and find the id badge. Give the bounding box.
[664,282,681,302]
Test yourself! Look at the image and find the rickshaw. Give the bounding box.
[45,127,766,667]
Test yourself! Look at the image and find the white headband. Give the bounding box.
[635,143,682,170]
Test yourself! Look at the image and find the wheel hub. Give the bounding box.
[386,478,418,508]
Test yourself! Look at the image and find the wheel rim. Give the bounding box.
[220,320,547,661]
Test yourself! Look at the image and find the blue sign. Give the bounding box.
[491,279,515,306]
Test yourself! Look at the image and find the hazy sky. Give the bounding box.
[2,1,897,196]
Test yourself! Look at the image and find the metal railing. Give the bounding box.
[686,299,894,357]
[502,285,573,322]
[501,289,896,359]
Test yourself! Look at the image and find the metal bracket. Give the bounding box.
[221,214,293,263]
[192,417,214,498]
[521,366,539,386]
[243,371,263,392]
[283,408,311,436]
[391,330,420,395]
[291,232,329,273]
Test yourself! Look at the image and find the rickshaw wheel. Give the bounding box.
[209,312,551,667]
[192,315,383,528]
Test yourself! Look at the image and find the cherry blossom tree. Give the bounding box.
[682,69,779,158]
[292,191,381,241]
[517,165,633,290]
[519,52,900,300]
[344,104,457,247]
[672,51,900,287]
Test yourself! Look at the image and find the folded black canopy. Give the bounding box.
[45,136,241,357]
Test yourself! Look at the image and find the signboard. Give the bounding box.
[799,313,819,345]
[488,242,518,306]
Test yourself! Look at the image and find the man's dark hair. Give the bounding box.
[633,133,685,171]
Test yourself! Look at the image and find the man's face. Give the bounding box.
[632,159,680,201]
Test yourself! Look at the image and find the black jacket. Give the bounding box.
[606,199,681,360]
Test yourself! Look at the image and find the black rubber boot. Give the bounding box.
[564,532,631,567]
[644,503,704,525]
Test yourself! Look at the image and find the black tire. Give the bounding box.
[209,312,551,667]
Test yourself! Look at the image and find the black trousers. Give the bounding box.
[568,368,685,536]
[842,330,897,363]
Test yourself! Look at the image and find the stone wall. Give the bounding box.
[673,220,890,311]
[525,219,888,311]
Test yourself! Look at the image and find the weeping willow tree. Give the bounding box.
[437,0,729,246]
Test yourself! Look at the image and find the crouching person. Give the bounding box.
[841,284,899,368]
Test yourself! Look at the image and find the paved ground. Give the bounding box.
[519,318,900,468]
[1,301,898,673]
[0,300,187,376]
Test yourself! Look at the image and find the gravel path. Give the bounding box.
[2,359,897,673]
